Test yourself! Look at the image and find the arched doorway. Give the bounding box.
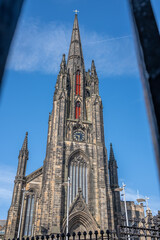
[62,211,98,235]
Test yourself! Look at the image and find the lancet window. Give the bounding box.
[76,70,81,95]
[69,156,88,205]
[75,102,81,119]
[23,193,35,236]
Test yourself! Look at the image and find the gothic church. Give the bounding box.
[5,14,121,239]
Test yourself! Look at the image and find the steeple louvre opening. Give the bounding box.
[76,70,81,95]
[75,101,81,119]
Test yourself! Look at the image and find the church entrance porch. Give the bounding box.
[62,211,98,236]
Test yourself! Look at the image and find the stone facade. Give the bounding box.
[121,201,145,226]
[5,15,121,239]
[0,220,6,240]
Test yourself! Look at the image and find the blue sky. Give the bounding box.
[0,0,160,219]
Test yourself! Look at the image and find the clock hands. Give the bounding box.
[73,131,84,141]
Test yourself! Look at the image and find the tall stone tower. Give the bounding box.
[5,133,28,239]
[5,14,116,239]
[40,13,114,234]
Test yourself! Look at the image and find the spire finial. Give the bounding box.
[91,60,95,68]
[91,60,95,71]
[109,142,116,162]
[91,60,97,76]
[19,132,28,159]
[22,132,28,151]
[62,53,65,61]
[73,9,79,15]
[60,54,66,73]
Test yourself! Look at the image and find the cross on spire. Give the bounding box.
[73,9,79,15]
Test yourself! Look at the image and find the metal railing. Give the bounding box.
[6,230,116,240]
[119,225,160,239]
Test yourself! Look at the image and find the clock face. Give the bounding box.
[73,131,85,142]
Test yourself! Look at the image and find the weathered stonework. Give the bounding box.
[5,15,120,239]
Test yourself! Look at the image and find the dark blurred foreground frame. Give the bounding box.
[0,0,24,91]
[128,0,160,180]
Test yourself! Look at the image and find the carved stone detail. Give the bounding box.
[73,119,85,131]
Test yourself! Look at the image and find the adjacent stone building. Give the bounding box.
[121,201,145,227]
[5,14,122,239]
[0,220,6,240]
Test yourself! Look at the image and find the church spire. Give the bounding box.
[19,132,28,156]
[6,132,29,239]
[16,132,28,177]
[109,143,116,163]
[109,143,118,187]
[108,143,121,231]
[67,14,84,70]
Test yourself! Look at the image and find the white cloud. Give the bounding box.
[8,20,70,74]
[7,19,138,77]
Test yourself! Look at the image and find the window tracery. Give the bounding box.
[69,155,88,205]
[23,192,35,236]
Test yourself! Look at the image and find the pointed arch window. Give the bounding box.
[76,70,81,95]
[75,102,81,119]
[23,193,34,236]
[69,157,88,205]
